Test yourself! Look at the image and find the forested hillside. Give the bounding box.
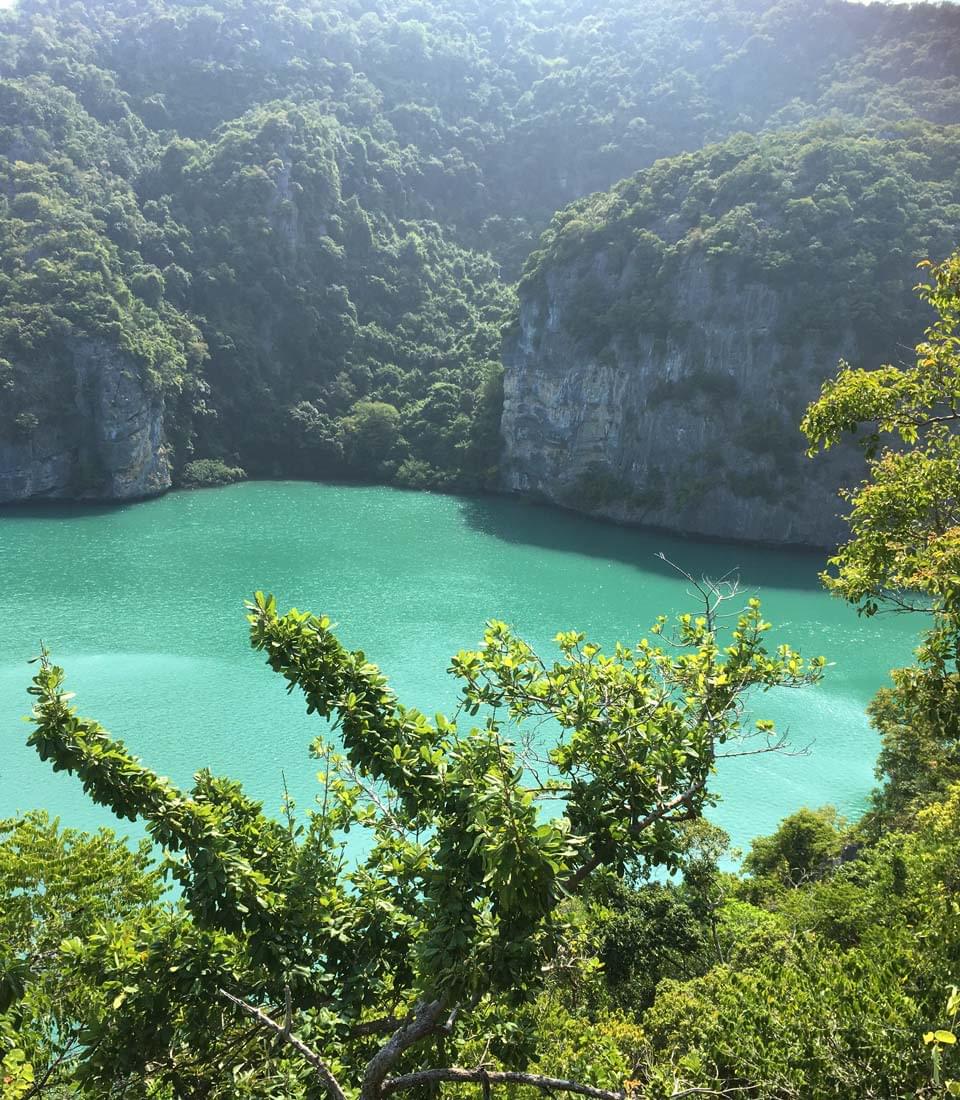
[6,2,960,1094]
[1,0,959,505]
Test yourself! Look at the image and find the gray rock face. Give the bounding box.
[0,341,171,504]
[502,256,871,547]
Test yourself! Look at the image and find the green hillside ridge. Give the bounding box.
[0,0,959,502]
[522,121,960,361]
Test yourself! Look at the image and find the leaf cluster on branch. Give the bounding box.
[14,577,821,1098]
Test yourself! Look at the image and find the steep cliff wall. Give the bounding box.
[0,101,206,506]
[0,342,170,505]
[501,126,960,547]
[502,258,865,546]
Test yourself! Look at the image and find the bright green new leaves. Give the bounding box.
[452,603,823,876]
[802,253,960,828]
[247,592,449,818]
[247,591,573,1000]
[28,654,291,946]
[804,258,960,456]
[248,589,820,1000]
[803,253,960,614]
[0,812,162,1096]
[925,986,960,1095]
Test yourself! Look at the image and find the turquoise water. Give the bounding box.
[0,481,916,855]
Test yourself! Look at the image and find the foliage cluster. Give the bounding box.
[179,457,246,489]
[2,577,824,1097]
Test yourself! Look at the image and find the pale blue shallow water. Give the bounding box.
[0,482,916,855]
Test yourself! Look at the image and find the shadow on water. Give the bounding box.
[0,498,136,521]
[456,493,829,593]
[0,483,831,593]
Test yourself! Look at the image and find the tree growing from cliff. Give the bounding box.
[18,579,822,1097]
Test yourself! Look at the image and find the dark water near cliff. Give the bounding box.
[0,482,916,854]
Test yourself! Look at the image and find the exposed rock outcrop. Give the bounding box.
[502,256,871,547]
[0,341,171,504]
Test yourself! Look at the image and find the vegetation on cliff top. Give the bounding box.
[1,0,960,492]
[521,121,960,363]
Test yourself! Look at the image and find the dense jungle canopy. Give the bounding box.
[1,0,959,488]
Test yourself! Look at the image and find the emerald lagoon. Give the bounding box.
[0,482,916,854]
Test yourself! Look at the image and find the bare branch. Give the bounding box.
[218,989,347,1100]
[716,738,810,761]
[655,554,746,634]
[21,1038,82,1099]
[667,1091,759,1099]
[361,999,447,1100]
[381,1067,625,1100]
[337,756,410,839]
[383,1067,753,1100]
[283,984,292,1038]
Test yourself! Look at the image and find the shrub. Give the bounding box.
[179,458,246,488]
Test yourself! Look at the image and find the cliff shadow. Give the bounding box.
[0,499,135,521]
[455,493,829,594]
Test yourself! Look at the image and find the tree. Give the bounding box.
[742,806,845,889]
[802,251,960,824]
[0,813,161,1096]
[802,252,960,616]
[343,400,402,471]
[18,578,822,1098]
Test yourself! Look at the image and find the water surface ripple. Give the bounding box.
[0,482,916,853]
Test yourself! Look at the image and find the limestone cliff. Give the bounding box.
[502,255,869,547]
[0,341,171,505]
[499,124,960,547]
